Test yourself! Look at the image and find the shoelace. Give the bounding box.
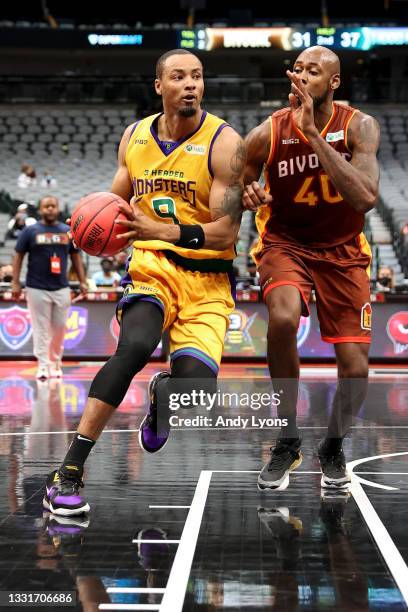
[323,453,345,472]
[58,472,84,493]
[267,443,298,472]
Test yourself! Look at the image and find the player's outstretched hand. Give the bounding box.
[243,181,273,211]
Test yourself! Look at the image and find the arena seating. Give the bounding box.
[0,104,407,283]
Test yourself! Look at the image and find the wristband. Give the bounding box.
[176,224,205,249]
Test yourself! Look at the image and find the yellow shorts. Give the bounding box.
[117,249,235,373]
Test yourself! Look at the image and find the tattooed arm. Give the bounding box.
[203,127,246,249]
[115,128,246,250]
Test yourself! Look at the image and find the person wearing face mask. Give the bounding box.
[376,265,394,292]
[0,263,13,283]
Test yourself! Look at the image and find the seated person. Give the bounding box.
[6,204,36,240]
[40,171,58,188]
[68,264,96,292]
[376,265,394,292]
[0,263,13,283]
[92,257,121,288]
[113,249,130,277]
[17,164,37,189]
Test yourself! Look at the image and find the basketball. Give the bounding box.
[70,192,132,257]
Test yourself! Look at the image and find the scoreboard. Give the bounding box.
[1,26,408,51]
[179,27,408,51]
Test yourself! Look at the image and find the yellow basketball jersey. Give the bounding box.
[125,111,235,272]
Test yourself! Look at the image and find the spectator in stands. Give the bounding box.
[17,164,37,189]
[11,195,88,380]
[376,265,394,292]
[6,204,36,240]
[0,263,13,283]
[40,171,58,189]
[113,250,129,277]
[92,257,121,287]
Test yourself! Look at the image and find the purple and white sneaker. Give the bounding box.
[137,527,170,570]
[43,512,90,566]
[139,371,171,454]
[43,469,90,516]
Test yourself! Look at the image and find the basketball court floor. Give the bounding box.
[0,361,407,611]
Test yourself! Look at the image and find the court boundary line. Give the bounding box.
[96,462,408,611]
[131,539,180,544]
[162,463,408,611]
[149,505,190,509]
[351,476,408,605]
[107,589,165,594]
[159,470,212,612]
[348,451,408,604]
[99,605,160,610]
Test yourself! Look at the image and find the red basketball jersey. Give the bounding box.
[257,102,363,248]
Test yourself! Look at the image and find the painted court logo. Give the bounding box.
[0,306,32,350]
[64,307,88,349]
[225,309,257,353]
[361,303,372,331]
[184,143,206,155]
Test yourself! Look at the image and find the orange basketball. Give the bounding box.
[70,192,132,257]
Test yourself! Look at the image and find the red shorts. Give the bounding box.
[256,233,372,344]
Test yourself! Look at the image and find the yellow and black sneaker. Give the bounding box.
[258,437,303,491]
[258,506,303,538]
[43,468,90,516]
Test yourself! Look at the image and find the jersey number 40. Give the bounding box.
[294,173,343,206]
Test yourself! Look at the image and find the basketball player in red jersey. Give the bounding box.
[243,46,380,491]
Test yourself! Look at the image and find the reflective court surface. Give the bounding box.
[0,362,407,611]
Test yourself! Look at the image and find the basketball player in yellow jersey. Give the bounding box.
[43,49,245,516]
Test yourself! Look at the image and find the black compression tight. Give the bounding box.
[89,301,164,407]
[157,355,217,413]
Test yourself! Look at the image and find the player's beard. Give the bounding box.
[312,88,331,109]
[178,106,197,118]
